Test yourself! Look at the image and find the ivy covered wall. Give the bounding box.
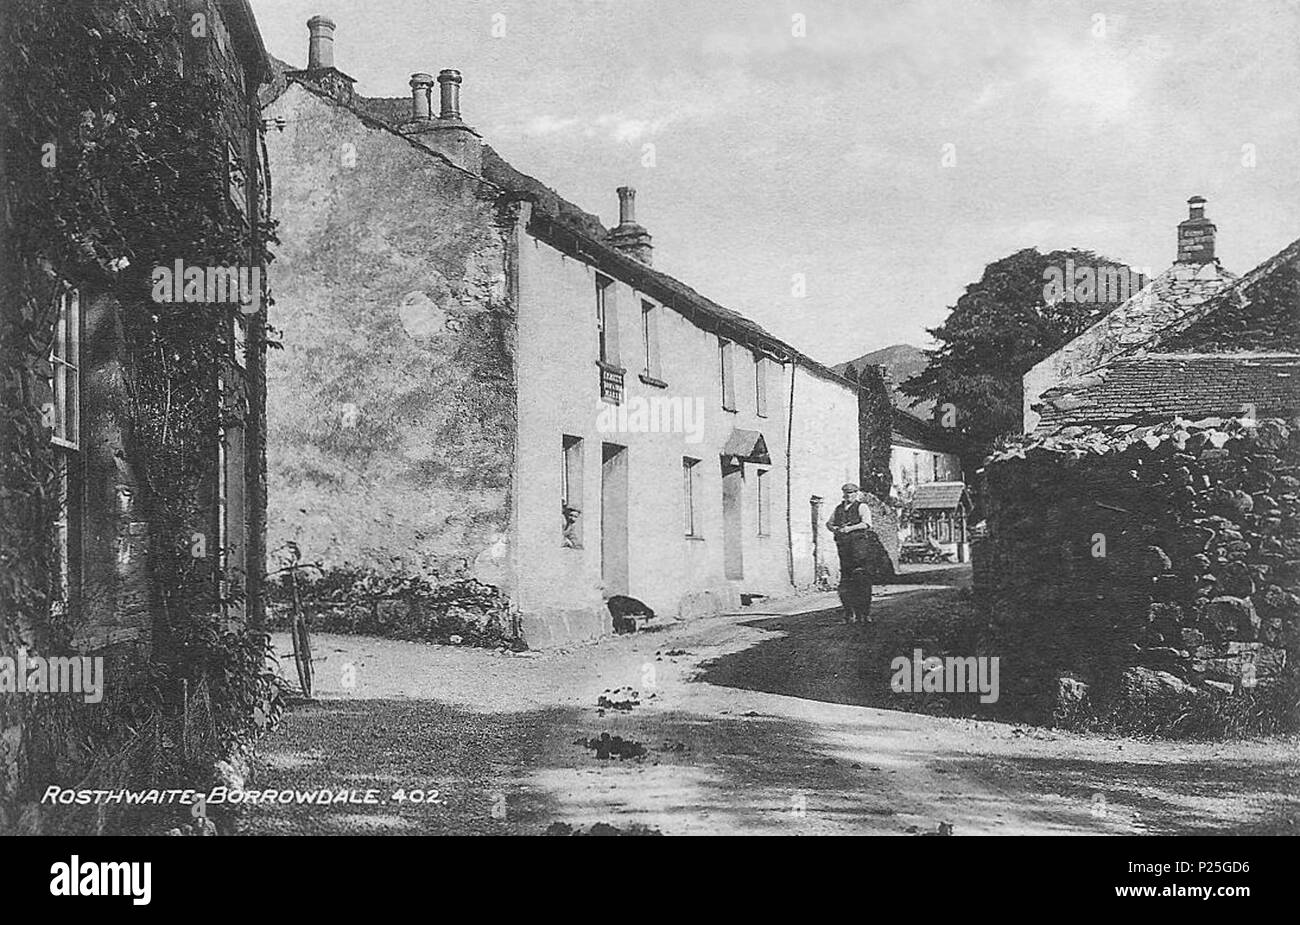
[0,0,276,833]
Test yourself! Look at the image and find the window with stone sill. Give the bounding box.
[562,435,584,547]
[597,276,624,403]
[596,274,618,366]
[640,299,664,386]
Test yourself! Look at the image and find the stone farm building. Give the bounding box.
[1030,231,1300,435]
[979,213,1300,718]
[1023,197,1239,433]
[260,18,891,647]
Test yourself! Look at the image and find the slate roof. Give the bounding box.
[1158,235,1300,352]
[1026,259,1238,391]
[911,481,970,511]
[263,68,853,384]
[1033,353,1300,433]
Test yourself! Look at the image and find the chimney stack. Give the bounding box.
[292,15,355,104]
[1176,195,1216,265]
[400,68,481,174]
[306,15,336,69]
[617,186,637,225]
[608,187,653,266]
[409,73,433,121]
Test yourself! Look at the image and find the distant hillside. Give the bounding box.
[834,344,934,420]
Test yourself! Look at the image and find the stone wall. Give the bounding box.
[1,0,269,831]
[976,416,1299,723]
[262,82,515,581]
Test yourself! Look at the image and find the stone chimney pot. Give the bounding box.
[437,69,462,120]
[410,73,433,121]
[609,187,653,266]
[307,15,336,69]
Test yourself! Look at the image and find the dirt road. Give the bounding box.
[242,570,1298,836]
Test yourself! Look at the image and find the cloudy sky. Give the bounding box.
[249,0,1300,365]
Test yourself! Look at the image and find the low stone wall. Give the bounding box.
[976,416,1299,724]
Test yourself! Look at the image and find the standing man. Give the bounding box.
[826,483,874,625]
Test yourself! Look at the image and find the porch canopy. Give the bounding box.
[720,428,770,465]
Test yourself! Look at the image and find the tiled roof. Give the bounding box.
[1033,353,1300,433]
[911,481,970,510]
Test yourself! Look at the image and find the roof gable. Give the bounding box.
[1028,259,1237,387]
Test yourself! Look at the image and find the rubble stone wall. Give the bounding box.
[976,416,1300,722]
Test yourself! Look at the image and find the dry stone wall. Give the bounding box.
[976,415,1299,724]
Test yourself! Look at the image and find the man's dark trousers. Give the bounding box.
[837,534,873,622]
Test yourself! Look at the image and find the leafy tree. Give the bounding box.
[900,248,1143,453]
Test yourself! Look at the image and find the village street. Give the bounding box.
[241,566,1298,837]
